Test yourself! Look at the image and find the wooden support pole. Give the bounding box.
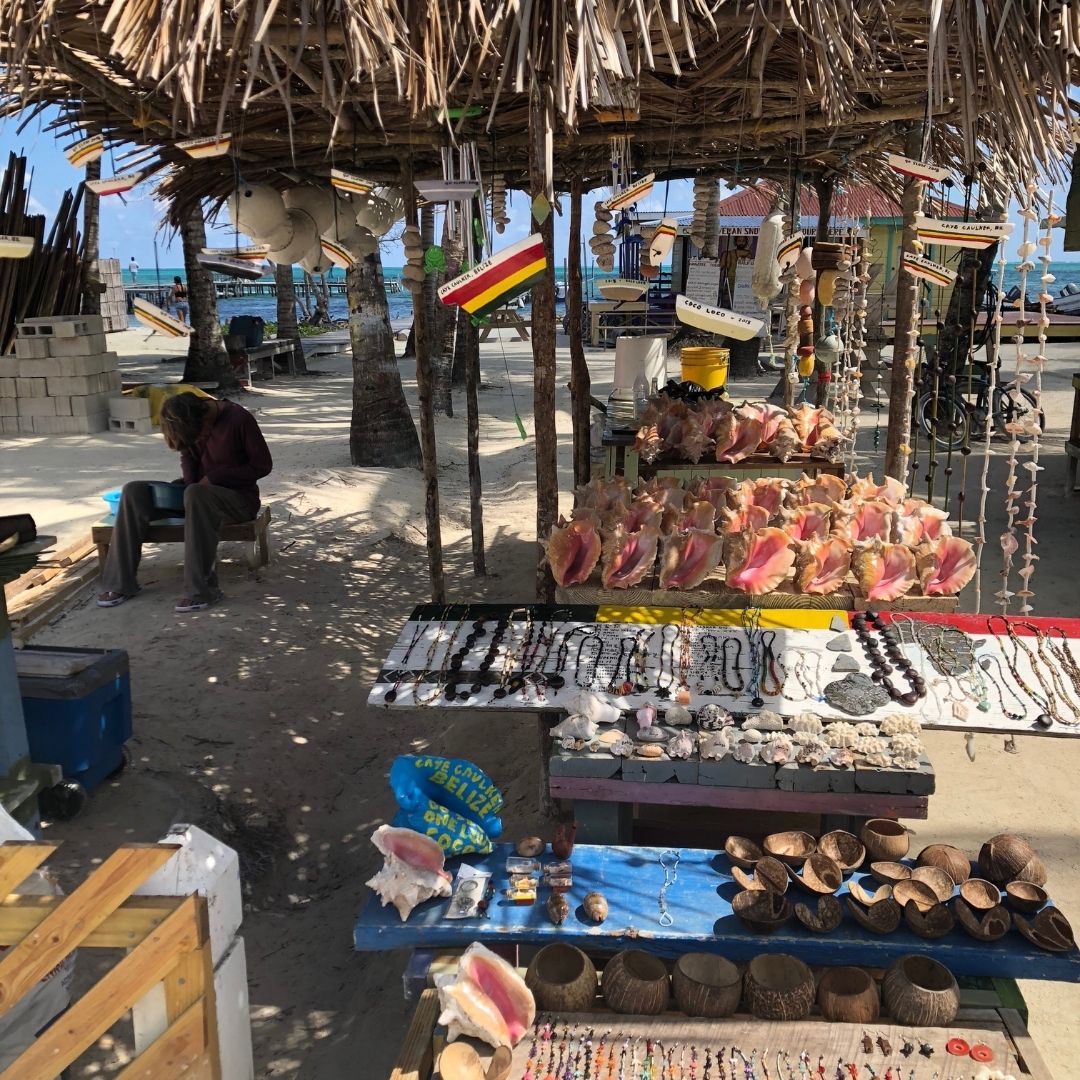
[465,196,486,576]
[567,174,591,490]
[530,87,559,602]
[884,125,926,481]
[812,174,835,407]
[402,159,446,603]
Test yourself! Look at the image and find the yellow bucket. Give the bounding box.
[680,346,729,391]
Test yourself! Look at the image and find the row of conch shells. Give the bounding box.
[490,175,510,234]
[545,471,976,599]
[689,175,719,257]
[366,824,453,921]
[590,201,615,272]
[635,397,842,466]
[437,942,536,1048]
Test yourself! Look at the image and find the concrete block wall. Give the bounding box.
[99,258,128,333]
[0,316,121,434]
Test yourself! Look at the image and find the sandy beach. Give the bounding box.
[2,327,1079,1077]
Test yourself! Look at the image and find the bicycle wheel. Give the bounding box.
[993,386,1043,442]
[916,391,969,449]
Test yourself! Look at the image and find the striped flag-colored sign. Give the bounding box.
[85,173,141,196]
[331,169,376,195]
[603,173,655,212]
[438,234,546,319]
[65,134,104,168]
[886,154,951,183]
[902,252,957,287]
[777,232,803,271]
[176,133,232,158]
[915,215,1014,249]
[133,297,192,338]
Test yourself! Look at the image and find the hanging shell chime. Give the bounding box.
[402,223,425,295]
[490,175,510,235]
[590,202,616,272]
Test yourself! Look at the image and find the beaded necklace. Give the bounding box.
[720,637,745,694]
[1018,620,1080,718]
[656,625,679,699]
[742,607,766,708]
[851,610,926,706]
[419,611,468,704]
[759,630,784,697]
[575,633,605,690]
[978,653,1029,721]
[697,633,721,695]
[988,616,1057,727]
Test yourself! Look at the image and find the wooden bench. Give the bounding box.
[91,506,272,571]
[231,338,300,385]
[478,306,531,342]
[1066,371,1080,495]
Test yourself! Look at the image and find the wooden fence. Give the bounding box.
[0,841,222,1079]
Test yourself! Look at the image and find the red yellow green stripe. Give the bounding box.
[603,173,655,211]
[439,234,547,318]
[903,253,956,287]
[133,298,192,338]
[321,237,354,269]
[331,169,375,195]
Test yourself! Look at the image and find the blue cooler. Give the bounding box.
[17,646,132,792]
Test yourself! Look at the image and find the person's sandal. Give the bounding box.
[96,591,130,608]
[174,590,224,614]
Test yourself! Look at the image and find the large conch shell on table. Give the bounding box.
[720,503,770,535]
[833,499,896,544]
[850,473,906,507]
[437,942,536,1048]
[732,477,788,519]
[575,476,629,514]
[741,401,789,447]
[365,825,452,921]
[674,499,716,533]
[789,472,847,507]
[898,498,953,545]
[714,409,764,464]
[915,536,976,595]
[724,527,796,594]
[809,423,843,461]
[782,502,832,542]
[789,403,827,448]
[770,417,800,462]
[604,498,662,536]
[794,537,852,594]
[852,539,917,601]
[544,515,602,587]
[601,524,660,588]
[659,528,725,589]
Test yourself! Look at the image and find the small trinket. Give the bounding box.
[583,891,608,923]
[861,1032,873,1054]
[698,703,732,730]
[675,686,692,706]
[552,822,577,859]
[637,743,665,758]
[636,703,657,728]
[546,892,569,925]
[918,1040,934,1058]
[877,1035,892,1056]
[900,1041,914,1059]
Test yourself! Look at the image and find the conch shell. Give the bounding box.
[915,536,977,595]
[715,410,765,463]
[659,528,724,589]
[898,498,953,545]
[852,540,917,601]
[790,473,847,507]
[732,477,788,519]
[366,825,453,921]
[724,527,796,594]
[545,516,602,587]
[783,502,832,542]
[833,500,895,544]
[601,525,660,588]
[437,942,536,1048]
[793,537,852,595]
[850,473,906,507]
[769,417,800,462]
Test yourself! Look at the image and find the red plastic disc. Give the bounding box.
[946,1038,970,1057]
[970,1044,995,1063]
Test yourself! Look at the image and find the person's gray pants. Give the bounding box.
[100,480,253,601]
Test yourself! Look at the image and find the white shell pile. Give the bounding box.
[491,175,510,234]
[402,224,425,295]
[590,201,615,271]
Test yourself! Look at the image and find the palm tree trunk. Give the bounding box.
[274,262,307,374]
[347,248,422,467]
[179,205,238,389]
[80,158,101,315]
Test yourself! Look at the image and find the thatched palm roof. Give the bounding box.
[0,1,1076,208]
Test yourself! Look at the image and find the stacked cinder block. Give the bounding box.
[109,394,153,434]
[0,315,122,434]
[99,258,128,332]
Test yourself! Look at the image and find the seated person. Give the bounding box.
[97,392,272,613]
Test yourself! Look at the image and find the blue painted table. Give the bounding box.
[354,844,1080,982]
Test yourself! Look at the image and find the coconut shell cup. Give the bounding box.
[916,843,972,885]
[882,955,960,1026]
[903,899,955,940]
[743,953,815,1021]
[1005,880,1049,914]
[860,818,910,861]
[893,878,942,914]
[724,835,763,870]
[959,878,1002,911]
[953,897,1011,942]
[910,865,955,902]
[846,896,902,934]
[978,833,1047,888]
[601,949,670,1014]
[671,953,742,1018]
[870,861,912,886]
[763,830,817,866]
[1014,908,1076,953]
[794,895,843,933]
[849,880,893,906]
[818,830,866,873]
[525,944,598,1012]
[732,888,791,933]
[817,966,880,1024]
[732,856,789,894]
[787,853,844,895]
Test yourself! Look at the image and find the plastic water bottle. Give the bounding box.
[633,370,649,419]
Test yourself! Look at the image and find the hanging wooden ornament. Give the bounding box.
[331,169,376,196]
[201,244,269,264]
[490,175,510,234]
[648,218,677,265]
[603,173,654,212]
[675,295,763,340]
[0,235,35,259]
[320,236,356,270]
[915,214,1014,249]
[132,296,193,337]
[597,279,647,301]
[85,172,142,196]
[195,252,264,279]
[64,134,104,168]
[438,233,547,319]
[886,154,951,183]
[902,253,957,288]
[777,233,803,272]
[175,133,232,158]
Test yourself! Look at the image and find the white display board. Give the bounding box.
[684,258,722,306]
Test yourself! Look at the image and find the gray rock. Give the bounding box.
[831,654,860,673]
[825,633,853,652]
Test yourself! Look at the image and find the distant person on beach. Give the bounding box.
[97,392,272,614]
[171,276,189,324]
[128,256,139,283]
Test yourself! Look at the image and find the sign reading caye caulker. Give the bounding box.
[915,213,1015,249]
[902,252,958,288]
[438,233,547,319]
[675,294,763,341]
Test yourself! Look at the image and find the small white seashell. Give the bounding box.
[551,714,598,740]
[737,728,764,744]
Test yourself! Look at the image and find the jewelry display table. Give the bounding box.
[355,844,1080,983]
[392,987,1055,1080]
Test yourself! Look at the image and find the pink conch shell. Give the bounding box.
[691,475,737,515]
[698,397,734,439]
[439,942,536,1048]
[672,411,711,463]
[733,477,788,519]
[850,473,906,507]
[809,423,842,461]
[852,540,917,601]
[724,527,796,594]
[675,498,716,533]
[790,473,847,507]
[659,528,725,589]
[720,503,771,535]
[545,516,602,586]
[898,498,953,545]
[634,423,662,463]
[915,536,977,595]
[575,476,629,513]
[715,411,765,463]
[789,403,824,448]
[793,537,852,594]
[601,525,660,588]
[366,825,452,922]
[834,499,895,544]
[605,498,662,536]
[770,418,800,462]
[782,502,832,542]
[742,401,789,447]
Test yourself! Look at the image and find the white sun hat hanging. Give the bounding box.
[283,186,337,234]
[227,185,288,240]
[267,208,318,265]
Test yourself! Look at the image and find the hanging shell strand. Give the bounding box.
[402,223,425,295]
[490,174,510,234]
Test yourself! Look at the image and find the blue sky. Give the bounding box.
[3,107,1073,267]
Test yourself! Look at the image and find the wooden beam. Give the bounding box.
[465,195,486,577]
[0,844,55,901]
[567,173,591,490]
[113,1001,208,1080]
[0,894,182,948]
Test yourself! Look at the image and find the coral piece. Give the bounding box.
[733,741,759,763]
[699,730,733,759]
[760,735,793,764]
[824,721,858,748]
[667,730,695,759]
[853,735,888,756]
[915,536,977,596]
[609,735,635,757]
[743,710,785,731]
[829,747,855,767]
[790,473,847,507]
[790,714,824,735]
[366,825,453,922]
[545,516,602,587]
[438,942,536,1048]
[601,525,661,589]
[783,502,832,542]
[880,714,922,736]
[659,528,725,589]
[889,733,925,756]
[724,527,796,594]
[852,540,917,601]
[854,722,878,738]
[793,537,852,595]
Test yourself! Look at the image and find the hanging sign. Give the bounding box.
[648,218,678,265]
[201,244,269,263]
[777,232,804,271]
[438,233,546,318]
[176,133,232,159]
[85,173,142,197]
[602,173,655,212]
[320,237,355,270]
[132,297,192,337]
[902,252,958,287]
[195,252,264,279]
[675,295,763,340]
[597,278,647,302]
[64,134,104,168]
[886,154,951,183]
[915,214,1014,249]
[0,236,35,259]
[413,180,480,204]
[684,258,722,306]
[732,261,760,317]
[331,169,376,196]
